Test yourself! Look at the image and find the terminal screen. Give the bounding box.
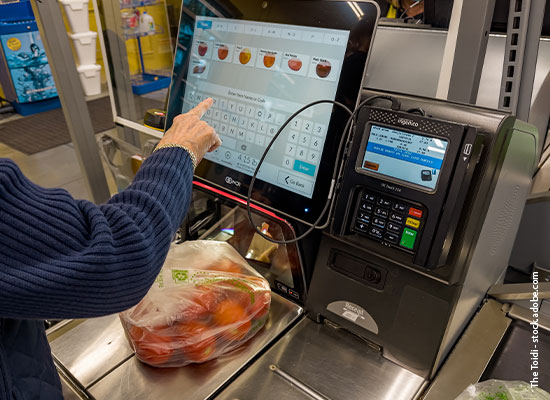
[361,125,448,190]
[181,17,350,199]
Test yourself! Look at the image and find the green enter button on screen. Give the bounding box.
[400,228,417,249]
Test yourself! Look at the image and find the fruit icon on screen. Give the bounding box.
[198,42,208,56]
[316,60,332,78]
[288,58,302,71]
[263,52,276,68]
[193,61,206,74]
[239,48,252,64]
[218,45,229,60]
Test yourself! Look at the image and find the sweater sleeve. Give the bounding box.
[0,148,193,320]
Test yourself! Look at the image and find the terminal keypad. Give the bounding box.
[352,190,426,253]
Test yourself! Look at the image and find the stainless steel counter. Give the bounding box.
[217,318,427,400]
[49,292,302,399]
[50,314,134,388]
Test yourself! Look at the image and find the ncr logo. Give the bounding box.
[225,176,241,187]
[397,118,419,128]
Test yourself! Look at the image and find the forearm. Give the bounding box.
[0,149,193,319]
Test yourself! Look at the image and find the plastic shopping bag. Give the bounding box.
[455,380,550,400]
[119,241,271,367]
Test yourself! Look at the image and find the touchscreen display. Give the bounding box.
[361,125,448,190]
[181,17,349,199]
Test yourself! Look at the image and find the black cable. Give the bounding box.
[406,107,425,116]
[246,100,352,244]
[369,94,401,111]
[246,95,401,244]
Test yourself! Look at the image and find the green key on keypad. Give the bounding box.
[400,228,417,249]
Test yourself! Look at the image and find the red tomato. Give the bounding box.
[213,299,251,341]
[179,285,219,322]
[177,321,216,363]
[128,325,146,341]
[249,290,271,320]
[213,299,247,325]
[131,327,174,366]
[212,259,244,274]
[223,320,251,342]
[218,279,254,308]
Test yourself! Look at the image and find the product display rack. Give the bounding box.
[120,0,171,95]
[0,0,60,115]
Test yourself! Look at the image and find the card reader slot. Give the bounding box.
[424,130,484,268]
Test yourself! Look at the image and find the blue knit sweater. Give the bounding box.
[0,148,193,399]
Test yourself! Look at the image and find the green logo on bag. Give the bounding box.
[172,269,189,283]
[154,273,164,288]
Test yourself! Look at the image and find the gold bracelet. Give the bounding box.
[153,144,198,169]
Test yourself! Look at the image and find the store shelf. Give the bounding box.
[131,72,170,95]
[123,24,164,40]
[120,0,162,10]
[123,29,161,39]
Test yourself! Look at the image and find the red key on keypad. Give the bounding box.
[408,207,423,219]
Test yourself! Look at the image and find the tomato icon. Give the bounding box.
[288,58,302,71]
[218,44,228,60]
[263,52,276,68]
[316,60,331,78]
[198,41,208,56]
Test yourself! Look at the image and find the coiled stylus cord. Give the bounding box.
[246,95,401,244]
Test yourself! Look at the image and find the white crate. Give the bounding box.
[69,31,97,65]
[60,0,90,34]
[77,64,101,96]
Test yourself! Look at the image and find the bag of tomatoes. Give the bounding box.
[119,241,271,367]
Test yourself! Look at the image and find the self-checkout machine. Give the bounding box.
[48,0,540,398]
[160,0,538,396]
[217,95,538,400]
[47,2,383,399]
[208,13,540,400]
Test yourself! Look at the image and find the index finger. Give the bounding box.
[188,98,213,119]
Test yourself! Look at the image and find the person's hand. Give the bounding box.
[159,98,221,164]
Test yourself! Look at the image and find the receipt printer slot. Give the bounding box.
[329,249,386,290]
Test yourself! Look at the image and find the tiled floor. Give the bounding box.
[0,89,123,202]
[0,131,118,202]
